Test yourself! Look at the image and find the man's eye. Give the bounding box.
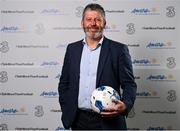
[86,18,92,21]
[96,19,101,22]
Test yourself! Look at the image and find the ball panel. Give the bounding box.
[90,86,121,113]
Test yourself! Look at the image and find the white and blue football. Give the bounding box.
[90,86,120,113]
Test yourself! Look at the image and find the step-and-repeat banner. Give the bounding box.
[0,0,180,130]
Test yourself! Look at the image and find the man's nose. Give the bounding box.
[91,20,96,25]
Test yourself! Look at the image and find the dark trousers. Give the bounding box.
[71,109,127,130]
[71,109,102,130]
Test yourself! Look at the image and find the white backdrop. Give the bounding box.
[0,0,180,130]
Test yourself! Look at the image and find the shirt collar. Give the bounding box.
[82,36,104,46]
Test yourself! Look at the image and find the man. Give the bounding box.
[58,3,137,130]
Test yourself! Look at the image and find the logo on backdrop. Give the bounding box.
[0,26,28,33]
[1,62,34,67]
[166,57,176,69]
[34,23,45,35]
[53,26,81,30]
[126,23,135,35]
[16,44,49,49]
[1,10,34,14]
[132,58,160,66]
[147,126,172,130]
[0,26,18,32]
[105,24,120,32]
[50,109,61,113]
[34,105,44,117]
[127,44,140,47]
[40,61,60,67]
[136,90,160,99]
[40,8,68,16]
[15,74,48,79]
[142,110,176,114]
[146,41,175,49]
[75,6,84,17]
[142,26,175,30]
[166,6,175,17]
[167,90,176,102]
[0,92,33,96]
[40,91,58,98]
[146,74,176,82]
[105,9,125,14]
[15,127,48,130]
[0,107,28,115]
[40,9,60,15]
[0,41,9,53]
[0,71,8,83]
[131,8,160,15]
[0,123,8,131]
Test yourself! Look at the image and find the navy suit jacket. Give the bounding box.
[58,37,137,129]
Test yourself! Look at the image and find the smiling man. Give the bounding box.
[58,3,137,130]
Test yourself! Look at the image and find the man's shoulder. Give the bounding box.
[105,37,127,48]
[68,39,83,47]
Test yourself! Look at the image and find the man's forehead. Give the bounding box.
[84,9,103,17]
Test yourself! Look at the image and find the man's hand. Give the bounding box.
[100,99,127,117]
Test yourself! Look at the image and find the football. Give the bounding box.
[90,86,120,113]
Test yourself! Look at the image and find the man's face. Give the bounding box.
[81,9,106,39]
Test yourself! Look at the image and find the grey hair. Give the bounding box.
[82,3,106,20]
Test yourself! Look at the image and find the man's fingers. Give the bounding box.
[102,107,115,112]
[112,99,119,104]
[100,111,119,117]
[112,99,123,104]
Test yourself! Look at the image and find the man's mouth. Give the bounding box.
[88,27,99,32]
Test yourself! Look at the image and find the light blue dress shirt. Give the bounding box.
[78,37,104,109]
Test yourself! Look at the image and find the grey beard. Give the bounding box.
[83,26,103,39]
[85,31,103,39]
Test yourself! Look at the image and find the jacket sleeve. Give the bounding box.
[118,44,137,115]
[58,45,70,109]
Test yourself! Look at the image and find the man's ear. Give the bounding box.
[104,20,106,28]
[104,20,106,26]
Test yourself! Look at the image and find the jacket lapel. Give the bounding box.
[74,40,84,82]
[96,37,110,87]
